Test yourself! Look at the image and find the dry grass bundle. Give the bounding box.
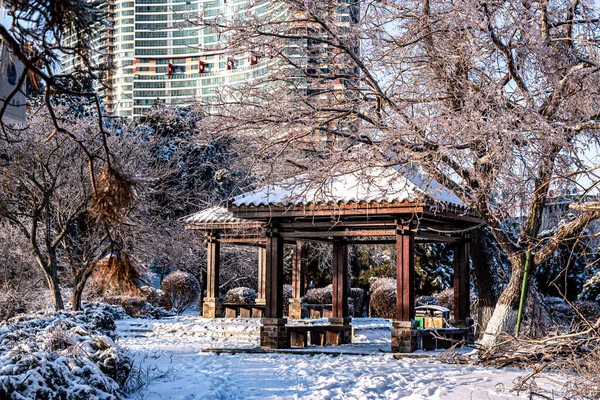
[91,250,144,296]
[439,319,600,399]
[92,167,137,224]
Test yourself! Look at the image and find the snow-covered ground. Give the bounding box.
[116,317,560,399]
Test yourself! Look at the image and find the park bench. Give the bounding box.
[223,303,265,318]
[287,324,348,348]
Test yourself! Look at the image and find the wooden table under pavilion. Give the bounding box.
[184,168,484,352]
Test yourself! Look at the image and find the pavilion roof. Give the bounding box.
[231,167,466,210]
[183,206,244,224]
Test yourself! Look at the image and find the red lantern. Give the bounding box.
[250,53,259,65]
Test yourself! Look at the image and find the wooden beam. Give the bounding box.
[332,240,349,318]
[396,232,415,321]
[453,242,470,320]
[217,238,266,245]
[423,207,484,224]
[279,220,397,229]
[265,227,284,319]
[415,232,470,243]
[279,229,396,238]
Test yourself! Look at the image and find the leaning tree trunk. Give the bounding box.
[470,229,498,334]
[478,254,526,348]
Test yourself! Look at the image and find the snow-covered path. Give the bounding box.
[116,317,554,399]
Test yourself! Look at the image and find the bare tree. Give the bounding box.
[0,107,95,309]
[194,0,600,345]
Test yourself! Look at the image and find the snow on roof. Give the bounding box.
[183,206,244,224]
[231,167,465,208]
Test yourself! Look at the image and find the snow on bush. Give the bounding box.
[370,277,396,294]
[369,279,396,319]
[305,284,333,304]
[139,285,165,308]
[161,271,200,314]
[436,288,454,310]
[225,287,257,305]
[573,300,600,323]
[104,295,174,319]
[0,303,130,399]
[580,271,600,302]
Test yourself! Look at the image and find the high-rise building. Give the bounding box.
[62,0,281,118]
[62,0,358,119]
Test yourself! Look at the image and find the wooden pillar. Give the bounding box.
[206,235,220,299]
[256,247,267,305]
[395,231,414,321]
[203,232,222,318]
[332,240,349,319]
[260,225,289,349]
[453,241,470,321]
[392,228,417,352]
[289,241,306,319]
[291,241,306,298]
[264,226,284,319]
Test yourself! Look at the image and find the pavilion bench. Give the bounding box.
[287,324,348,348]
[223,303,265,318]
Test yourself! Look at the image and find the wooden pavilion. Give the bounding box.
[185,167,484,352]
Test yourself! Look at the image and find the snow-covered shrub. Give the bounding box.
[104,296,174,319]
[369,279,396,319]
[580,271,600,302]
[139,285,165,308]
[370,278,396,293]
[436,288,454,310]
[350,288,366,317]
[161,271,200,314]
[0,304,131,399]
[225,287,257,305]
[305,284,333,304]
[0,284,26,321]
[104,296,147,318]
[573,301,600,323]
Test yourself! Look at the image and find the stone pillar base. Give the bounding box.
[202,297,223,318]
[327,317,352,345]
[391,320,418,353]
[260,318,290,349]
[288,298,303,320]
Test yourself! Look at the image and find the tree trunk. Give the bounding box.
[45,271,64,311]
[479,254,525,348]
[72,282,84,311]
[470,229,498,334]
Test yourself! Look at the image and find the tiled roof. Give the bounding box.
[231,167,465,209]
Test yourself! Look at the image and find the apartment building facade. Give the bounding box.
[62,0,358,119]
